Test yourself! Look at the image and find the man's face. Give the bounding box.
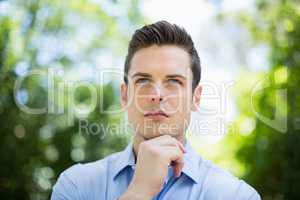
[121,45,202,140]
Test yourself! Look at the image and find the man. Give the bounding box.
[51,21,261,200]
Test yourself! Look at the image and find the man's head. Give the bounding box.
[121,21,202,141]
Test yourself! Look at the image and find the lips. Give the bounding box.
[144,110,169,118]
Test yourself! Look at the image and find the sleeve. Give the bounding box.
[51,172,80,200]
[235,180,262,200]
[248,191,261,200]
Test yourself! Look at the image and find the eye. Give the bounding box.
[168,79,183,85]
[135,78,149,84]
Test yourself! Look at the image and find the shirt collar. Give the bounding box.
[112,142,135,180]
[112,141,202,183]
[182,141,202,183]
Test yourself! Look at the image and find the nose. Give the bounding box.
[151,96,163,103]
[149,83,165,103]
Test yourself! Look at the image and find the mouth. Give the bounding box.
[144,110,169,120]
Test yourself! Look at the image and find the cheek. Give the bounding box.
[127,107,142,126]
[134,95,149,113]
[166,93,191,113]
[127,92,150,116]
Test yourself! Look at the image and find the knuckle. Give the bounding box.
[163,135,171,139]
[170,137,178,145]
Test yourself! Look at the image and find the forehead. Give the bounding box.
[129,45,192,78]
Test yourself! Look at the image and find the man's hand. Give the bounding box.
[120,135,185,200]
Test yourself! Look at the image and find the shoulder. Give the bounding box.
[61,151,121,184]
[200,159,261,200]
[51,151,122,200]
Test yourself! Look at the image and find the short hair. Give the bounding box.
[124,20,201,90]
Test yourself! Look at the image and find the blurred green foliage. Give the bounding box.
[1,0,300,199]
[228,0,300,199]
[0,0,144,199]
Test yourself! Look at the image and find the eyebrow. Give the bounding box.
[132,72,152,78]
[131,72,187,80]
[166,74,187,80]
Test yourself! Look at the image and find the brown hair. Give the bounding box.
[124,20,201,90]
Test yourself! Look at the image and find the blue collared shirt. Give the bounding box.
[51,142,261,200]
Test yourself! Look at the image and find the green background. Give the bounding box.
[0,0,299,199]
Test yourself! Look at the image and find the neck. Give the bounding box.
[132,133,186,161]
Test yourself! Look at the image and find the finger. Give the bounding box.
[154,135,186,153]
[163,137,186,153]
[162,146,184,166]
[171,149,184,178]
[173,159,184,178]
[176,140,186,153]
[161,146,185,177]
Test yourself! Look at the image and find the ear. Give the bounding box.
[120,83,128,109]
[191,85,202,111]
